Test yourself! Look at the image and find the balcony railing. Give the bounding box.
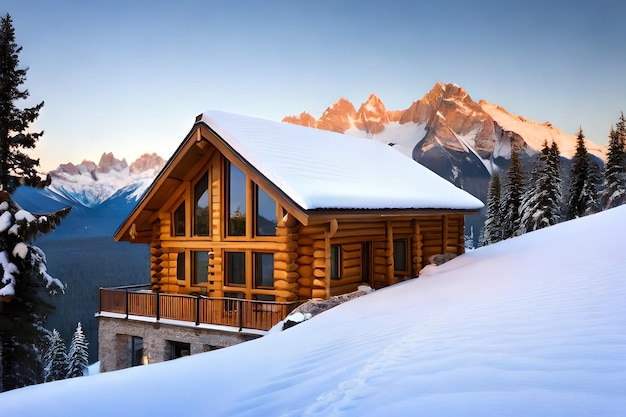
[98,285,301,332]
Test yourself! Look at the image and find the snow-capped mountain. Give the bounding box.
[284,82,607,203]
[12,153,165,239]
[47,152,165,208]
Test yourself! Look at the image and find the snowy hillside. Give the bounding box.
[3,205,626,416]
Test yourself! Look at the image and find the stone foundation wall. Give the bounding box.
[98,317,259,372]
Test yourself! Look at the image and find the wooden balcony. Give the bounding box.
[98,285,301,332]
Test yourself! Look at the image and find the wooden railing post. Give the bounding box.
[125,288,129,319]
[195,295,200,326]
[155,292,160,322]
[238,299,243,331]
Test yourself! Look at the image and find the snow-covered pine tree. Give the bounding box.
[567,128,596,219]
[0,190,69,390]
[601,113,626,209]
[480,172,502,246]
[43,329,67,382]
[66,322,89,378]
[518,141,563,234]
[500,149,525,240]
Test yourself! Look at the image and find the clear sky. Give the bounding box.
[4,0,626,172]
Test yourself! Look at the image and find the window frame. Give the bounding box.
[225,160,248,238]
[393,238,409,275]
[193,171,210,237]
[173,201,186,237]
[254,184,278,237]
[330,244,342,280]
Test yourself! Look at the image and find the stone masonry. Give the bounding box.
[98,316,259,372]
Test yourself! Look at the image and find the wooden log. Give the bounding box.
[297,264,313,278]
[297,236,314,246]
[311,288,327,299]
[313,240,326,249]
[313,278,326,288]
[274,280,299,292]
[274,261,288,271]
[297,277,313,287]
[313,269,326,278]
[298,255,313,265]
[312,258,326,269]
[313,250,326,259]
[296,246,314,256]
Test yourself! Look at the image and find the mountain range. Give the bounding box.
[284,82,606,204]
[13,153,165,239]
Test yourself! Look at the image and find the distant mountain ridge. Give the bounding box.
[13,153,165,240]
[47,152,165,208]
[283,82,606,210]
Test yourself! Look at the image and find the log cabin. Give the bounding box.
[97,110,483,371]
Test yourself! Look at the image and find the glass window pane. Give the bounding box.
[194,173,209,236]
[330,245,341,280]
[226,252,246,286]
[176,252,185,281]
[256,186,277,236]
[173,202,185,236]
[228,163,246,236]
[193,251,209,284]
[393,239,407,272]
[254,253,274,288]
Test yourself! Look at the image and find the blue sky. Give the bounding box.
[5,0,626,171]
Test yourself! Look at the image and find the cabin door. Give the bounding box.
[361,242,373,287]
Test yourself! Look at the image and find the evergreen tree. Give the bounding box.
[0,190,69,390]
[66,322,89,378]
[518,141,563,233]
[500,148,525,239]
[567,128,596,219]
[480,172,502,246]
[0,14,49,193]
[601,113,626,209]
[43,329,67,382]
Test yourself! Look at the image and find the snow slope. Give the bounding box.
[2,206,626,416]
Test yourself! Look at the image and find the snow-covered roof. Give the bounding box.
[200,110,483,211]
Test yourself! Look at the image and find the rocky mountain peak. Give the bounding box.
[355,93,389,134]
[129,153,166,174]
[317,98,356,132]
[97,152,128,174]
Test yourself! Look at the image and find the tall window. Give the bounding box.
[330,245,341,280]
[255,185,277,236]
[393,238,408,273]
[227,162,247,236]
[194,173,209,236]
[173,202,185,236]
[254,253,274,288]
[225,252,246,286]
[193,251,209,284]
